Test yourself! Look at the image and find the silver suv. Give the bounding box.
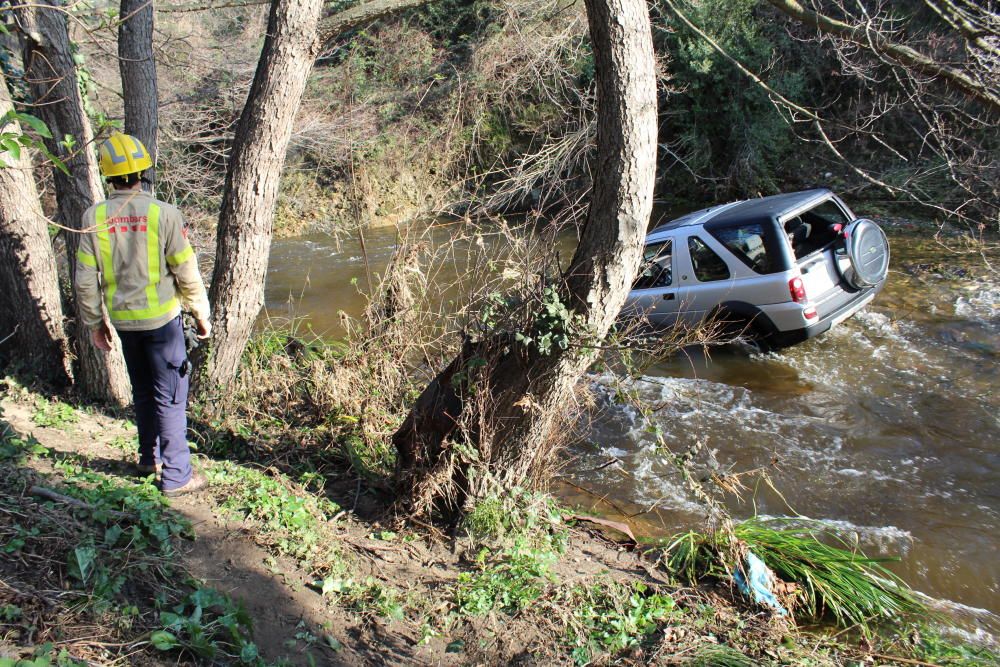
[622,188,889,349]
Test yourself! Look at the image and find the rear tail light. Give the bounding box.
[789,276,807,303]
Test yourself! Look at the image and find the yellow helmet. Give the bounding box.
[98,133,152,178]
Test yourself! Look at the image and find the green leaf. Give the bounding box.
[321,577,348,595]
[48,153,69,176]
[16,112,52,139]
[1,137,21,160]
[104,524,123,546]
[324,635,343,651]
[69,546,96,583]
[239,642,259,663]
[445,639,465,653]
[150,630,179,651]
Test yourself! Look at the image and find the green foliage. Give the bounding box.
[515,286,579,356]
[737,518,924,628]
[206,461,341,563]
[0,429,49,462]
[462,490,567,552]
[37,463,192,607]
[316,576,407,620]
[0,110,68,174]
[410,0,499,46]
[31,396,79,429]
[154,587,261,664]
[455,546,556,615]
[688,645,756,667]
[664,518,926,630]
[564,581,677,665]
[653,0,826,196]
[0,644,88,667]
[52,461,190,556]
[904,626,999,667]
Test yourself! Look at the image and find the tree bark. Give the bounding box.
[392,0,657,519]
[197,0,324,392]
[767,0,1000,113]
[0,76,73,386]
[16,1,133,406]
[118,0,159,191]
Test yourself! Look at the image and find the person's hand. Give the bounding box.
[195,317,212,340]
[91,324,113,352]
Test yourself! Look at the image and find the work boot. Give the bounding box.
[135,462,162,476]
[162,471,207,498]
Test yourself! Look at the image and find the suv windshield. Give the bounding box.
[785,199,849,259]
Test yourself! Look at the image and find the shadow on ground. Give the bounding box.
[0,412,393,665]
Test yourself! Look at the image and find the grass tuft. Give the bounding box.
[665,517,925,631]
[736,518,925,628]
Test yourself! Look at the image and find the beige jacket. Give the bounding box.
[76,189,210,332]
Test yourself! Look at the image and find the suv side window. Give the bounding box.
[688,236,731,282]
[632,240,672,290]
[710,223,771,273]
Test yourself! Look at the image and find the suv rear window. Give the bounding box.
[688,236,730,282]
[786,200,849,259]
[709,223,772,273]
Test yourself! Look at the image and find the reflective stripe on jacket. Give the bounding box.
[75,190,210,332]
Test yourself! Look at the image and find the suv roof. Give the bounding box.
[652,188,832,233]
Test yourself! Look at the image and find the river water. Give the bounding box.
[264,222,999,639]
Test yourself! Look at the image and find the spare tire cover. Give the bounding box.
[844,218,889,288]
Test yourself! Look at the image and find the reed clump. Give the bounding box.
[665,517,926,631]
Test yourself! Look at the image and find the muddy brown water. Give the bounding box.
[265,222,999,641]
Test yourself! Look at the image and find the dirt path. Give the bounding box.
[0,391,671,666]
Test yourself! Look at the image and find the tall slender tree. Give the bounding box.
[196,0,325,392]
[0,76,73,385]
[118,0,159,190]
[195,0,440,393]
[393,0,658,518]
[16,1,132,406]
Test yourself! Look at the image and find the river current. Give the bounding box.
[264,222,999,641]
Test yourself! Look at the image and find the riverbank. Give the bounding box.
[1,374,994,666]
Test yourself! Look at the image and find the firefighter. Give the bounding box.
[76,133,210,496]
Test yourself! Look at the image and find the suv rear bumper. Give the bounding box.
[769,285,879,347]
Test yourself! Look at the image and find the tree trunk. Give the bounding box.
[118,0,159,191]
[0,76,73,386]
[16,1,133,406]
[392,0,657,519]
[196,0,324,393]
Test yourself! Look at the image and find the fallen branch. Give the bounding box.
[29,485,130,520]
[566,513,638,545]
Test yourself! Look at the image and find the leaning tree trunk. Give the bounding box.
[196,0,323,393]
[392,0,657,519]
[118,0,159,191]
[0,77,73,385]
[196,0,439,394]
[16,1,132,406]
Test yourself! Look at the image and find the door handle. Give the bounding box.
[663,293,675,300]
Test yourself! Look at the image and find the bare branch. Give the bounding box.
[766,0,1000,112]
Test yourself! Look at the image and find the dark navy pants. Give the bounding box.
[118,316,192,491]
